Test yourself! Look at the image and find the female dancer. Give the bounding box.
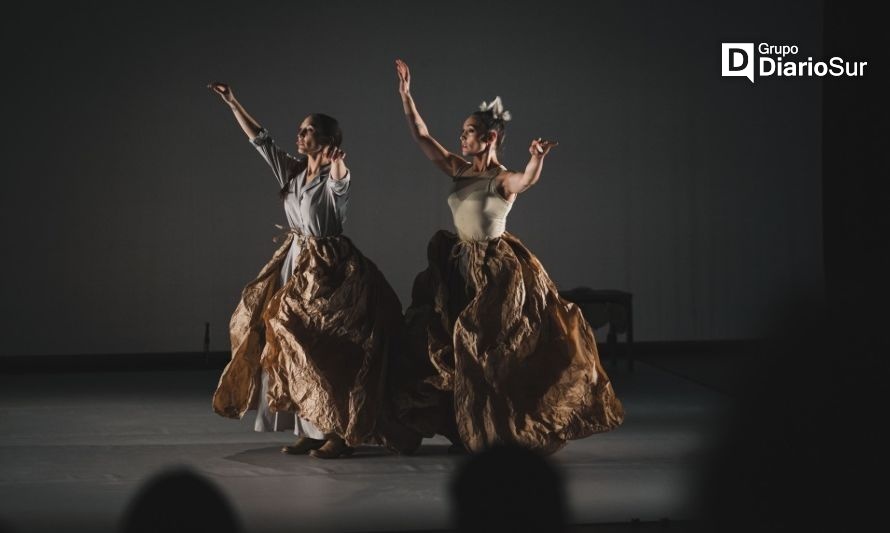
[208,82,409,458]
[393,59,625,454]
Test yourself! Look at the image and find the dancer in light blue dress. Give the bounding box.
[208,82,415,458]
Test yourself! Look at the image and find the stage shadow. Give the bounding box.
[221,442,464,471]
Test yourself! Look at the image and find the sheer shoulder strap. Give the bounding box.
[453,162,473,179]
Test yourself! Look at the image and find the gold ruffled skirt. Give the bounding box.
[397,230,625,454]
[212,232,411,449]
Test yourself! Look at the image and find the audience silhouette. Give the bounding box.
[697,296,889,531]
[451,444,567,532]
[120,466,243,533]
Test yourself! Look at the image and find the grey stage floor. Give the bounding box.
[0,362,730,533]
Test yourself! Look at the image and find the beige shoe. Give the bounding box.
[281,437,325,455]
[309,436,355,459]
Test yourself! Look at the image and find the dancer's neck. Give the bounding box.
[472,150,500,173]
[305,152,330,177]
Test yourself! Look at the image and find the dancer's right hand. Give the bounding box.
[207,82,235,104]
[395,59,411,95]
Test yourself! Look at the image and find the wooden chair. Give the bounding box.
[559,287,634,372]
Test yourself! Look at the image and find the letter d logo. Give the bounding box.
[722,43,754,83]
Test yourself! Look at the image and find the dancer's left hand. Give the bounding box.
[325,145,348,180]
[529,138,558,158]
[324,145,346,163]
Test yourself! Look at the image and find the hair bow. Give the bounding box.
[479,96,512,122]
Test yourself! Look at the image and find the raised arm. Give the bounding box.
[395,59,468,177]
[208,82,302,188]
[208,82,262,140]
[497,138,559,195]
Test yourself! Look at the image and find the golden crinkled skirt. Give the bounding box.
[212,233,416,450]
[399,230,625,454]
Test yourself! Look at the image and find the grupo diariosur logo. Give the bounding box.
[722,43,868,83]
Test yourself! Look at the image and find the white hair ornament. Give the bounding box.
[478,96,512,122]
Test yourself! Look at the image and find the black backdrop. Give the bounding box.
[2,1,854,357]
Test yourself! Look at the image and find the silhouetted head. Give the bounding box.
[696,295,890,531]
[451,445,566,532]
[120,466,242,533]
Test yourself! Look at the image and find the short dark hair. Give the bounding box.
[308,113,343,148]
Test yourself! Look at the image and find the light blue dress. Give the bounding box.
[247,127,350,438]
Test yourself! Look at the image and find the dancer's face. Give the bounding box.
[295,117,324,155]
[459,116,493,156]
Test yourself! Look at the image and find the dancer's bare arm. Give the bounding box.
[497,138,559,195]
[207,82,262,139]
[396,59,468,177]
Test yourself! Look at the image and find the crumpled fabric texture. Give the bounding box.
[401,230,625,454]
[212,232,408,449]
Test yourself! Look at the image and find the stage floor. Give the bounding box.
[0,361,730,532]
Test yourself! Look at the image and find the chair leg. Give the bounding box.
[627,299,635,373]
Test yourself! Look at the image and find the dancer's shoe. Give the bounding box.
[310,436,355,459]
[281,437,325,455]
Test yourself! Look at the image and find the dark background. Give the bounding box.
[1,0,847,357]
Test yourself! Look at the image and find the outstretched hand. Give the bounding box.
[395,59,411,94]
[207,82,235,104]
[529,138,559,158]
